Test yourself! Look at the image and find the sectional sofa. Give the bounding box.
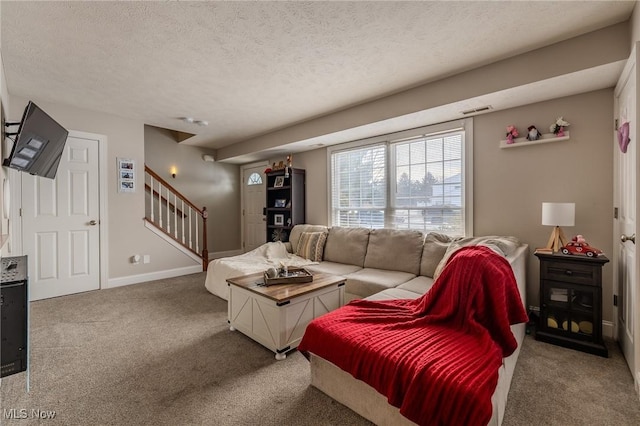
[285,224,526,303]
[205,224,528,425]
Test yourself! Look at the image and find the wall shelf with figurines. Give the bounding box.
[500,117,570,149]
[499,131,570,149]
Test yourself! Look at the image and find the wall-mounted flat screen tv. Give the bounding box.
[3,101,69,179]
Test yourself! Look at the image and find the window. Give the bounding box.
[392,131,464,234]
[247,172,263,185]
[331,144,386,228]
[329,120,472,236]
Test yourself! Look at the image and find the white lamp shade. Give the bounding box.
[542,202,575,226]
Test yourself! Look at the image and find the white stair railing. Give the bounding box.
[144,165,208,270]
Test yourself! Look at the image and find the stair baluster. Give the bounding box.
[144,165,209,271]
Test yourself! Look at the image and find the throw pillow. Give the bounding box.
[295,231,328,262]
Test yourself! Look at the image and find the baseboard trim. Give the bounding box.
[602,320,614,339]
[107,265,203,289]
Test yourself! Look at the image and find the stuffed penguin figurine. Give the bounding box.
[526,125,541,141]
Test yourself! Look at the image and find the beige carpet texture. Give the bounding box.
[1,272,639,425]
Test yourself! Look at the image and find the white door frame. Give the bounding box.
[613,44,639,390]
[240,161,268,252]
[9,130,109,290]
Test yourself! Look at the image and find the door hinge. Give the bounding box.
[242,209,245,216]
[615,118,619,131]
[614,207,619,219]
[242,241,245,248]
[614,294,618,306]
[19,208,22,217]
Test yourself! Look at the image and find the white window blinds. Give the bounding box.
[331,144,386,228]
[392,131,464,235]
[329,120,470,236]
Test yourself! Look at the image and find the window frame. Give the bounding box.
[246,172,263,186]
[326,119,473,236]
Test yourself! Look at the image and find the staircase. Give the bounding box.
[144,165,209,271]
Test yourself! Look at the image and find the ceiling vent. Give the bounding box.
[461,105,493,115]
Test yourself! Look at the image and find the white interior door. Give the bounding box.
[242,164,266,252]
[22,134,100,300]
[614,44,639,389]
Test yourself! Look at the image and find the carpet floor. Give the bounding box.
[1,272,639,425]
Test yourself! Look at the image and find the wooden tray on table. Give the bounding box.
[263,267,313,286]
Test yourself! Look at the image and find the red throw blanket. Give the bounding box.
[298,246,528,426]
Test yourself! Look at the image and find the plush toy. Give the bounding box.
[505,125,519,144]
[526,125,541,141]
[550,117,570,137]
[572,234,587,244]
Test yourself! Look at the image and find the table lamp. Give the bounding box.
[542,202,575,252]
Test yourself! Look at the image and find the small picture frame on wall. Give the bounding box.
[274,214,284,226]
[120,181,135,191]
[117,158,135,193]
[274,199,287,208]
[274,176,285,188]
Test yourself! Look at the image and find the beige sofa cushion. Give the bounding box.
[433,235,522,280]
[420,232,453,277]
[345,268,416,299]
[363,229,424,274]
[305,261,362,276]
[323,227,371,267]
[288,224,329,253]
[365,288,422,301]
[397,275,436,295]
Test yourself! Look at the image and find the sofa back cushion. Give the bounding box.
[288,224,329,253]
[295,231,328,262]
[433,235,522,280]
[420,232,453,277]
[364,229,424,274]
[323,227,371,267]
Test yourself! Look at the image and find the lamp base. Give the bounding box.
[545,226,569,252]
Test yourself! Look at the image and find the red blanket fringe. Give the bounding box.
[298,246,528,426]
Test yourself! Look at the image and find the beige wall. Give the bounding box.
[474,90,614,318]
[631,1,640,43]
[144,125,240,252]
[8,96,199,279]
[286,149,328,226]
[291,89,615,322]
[1,1,7,249]
[0,47,8,254]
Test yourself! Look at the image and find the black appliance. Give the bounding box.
[1,255,28,378]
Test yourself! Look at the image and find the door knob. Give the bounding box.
[89,220,98,226]
[620,233,635,244]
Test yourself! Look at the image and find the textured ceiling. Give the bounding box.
[0,1,635,154]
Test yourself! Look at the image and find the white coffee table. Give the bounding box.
[227,272,345,360]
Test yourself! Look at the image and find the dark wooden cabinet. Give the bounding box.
[535,252,609,357]
[265,168,305,243]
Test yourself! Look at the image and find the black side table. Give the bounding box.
[534,252,609,357]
